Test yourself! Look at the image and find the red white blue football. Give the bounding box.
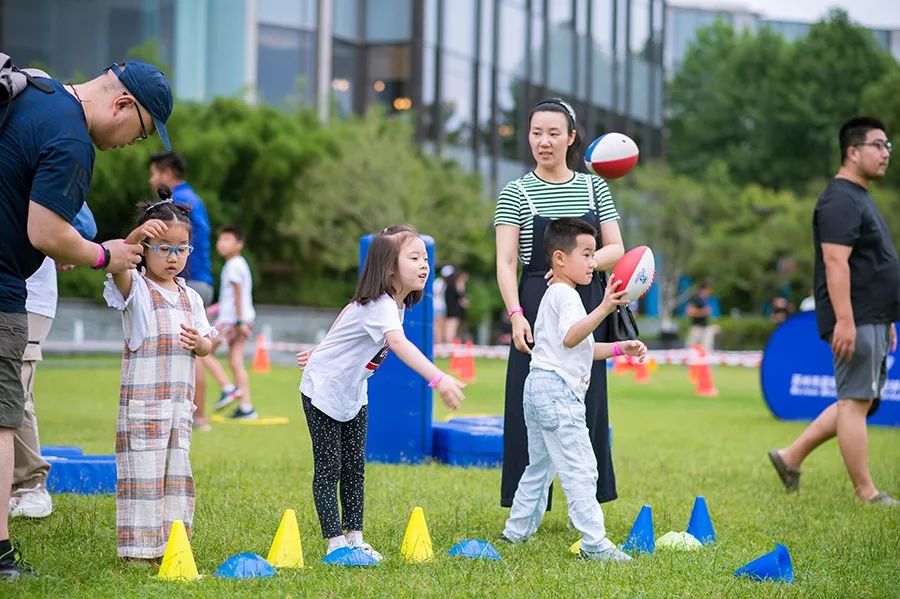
[585,133,639,179]
[611,246,655,302]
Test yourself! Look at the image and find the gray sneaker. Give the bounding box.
[768,449,801,492]
[579,546,633,563]
[867,492,899,507]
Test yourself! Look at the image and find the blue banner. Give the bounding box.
[760,312,899,427]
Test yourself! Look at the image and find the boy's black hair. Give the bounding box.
[148,151,187,178]
[543,217,597,264]
[353,224,424,309]
[218,226,245,242]
[839,116,887,163]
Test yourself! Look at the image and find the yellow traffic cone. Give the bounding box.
[157,520,200,581]
[400,506,434,562]
[267,509,304,568]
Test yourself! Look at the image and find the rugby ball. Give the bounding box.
[584,132,640,179]
[611,246,655,302]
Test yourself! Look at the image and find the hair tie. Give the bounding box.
[144,198,174,213]
[536,98,576,126]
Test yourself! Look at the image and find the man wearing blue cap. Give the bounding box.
[0,60,174,580]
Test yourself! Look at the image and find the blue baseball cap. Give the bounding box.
[108,61,173,149]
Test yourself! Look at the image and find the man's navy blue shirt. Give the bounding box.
[0,78,94,313]
[171,182,213,286]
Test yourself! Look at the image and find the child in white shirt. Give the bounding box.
[297,225,465,563]
[208,226,257,419]
[501,217,646,563]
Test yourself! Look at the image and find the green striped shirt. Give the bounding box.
[494,171,620,264]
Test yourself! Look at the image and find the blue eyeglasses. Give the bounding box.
[142,242,194,257]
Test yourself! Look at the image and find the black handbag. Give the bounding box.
[595,225,639,341]
[608,304,640,341]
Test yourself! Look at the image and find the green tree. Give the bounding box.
[615,162,732,321]
[861,68,900,190]
[668,10,894,192]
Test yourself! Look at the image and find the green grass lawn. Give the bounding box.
[11,358,899,598]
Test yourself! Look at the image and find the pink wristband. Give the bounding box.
[92,244,107,269]
[612,342,623,357]
[507,306,524,318]
[428,373,445,388]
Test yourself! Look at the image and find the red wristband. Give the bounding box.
[507,306,524,318]
[612,342,623,357]
[428,373,445,388]
[92,244,107,269]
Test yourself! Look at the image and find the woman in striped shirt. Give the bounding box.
[494,99,624,509]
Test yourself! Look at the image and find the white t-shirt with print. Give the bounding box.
[300,294,405,422]
[103,270,216,351]
[529,283,594,399]
[217,255,256,324]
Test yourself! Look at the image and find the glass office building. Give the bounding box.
[2,0,667,192]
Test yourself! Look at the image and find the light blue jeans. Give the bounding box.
[502,369,614,553]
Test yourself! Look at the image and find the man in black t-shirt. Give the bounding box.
[769,116,899,507]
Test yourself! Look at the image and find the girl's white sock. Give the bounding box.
[327,535,349,553]
[345,531,363,546]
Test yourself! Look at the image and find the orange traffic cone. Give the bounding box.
[694,354,718,397]
[633,360,650,384]
[688,344,703,385]
[458,340,476,383]
[449,338,462,377]
[612,355,633,375]
[252,334,271,373]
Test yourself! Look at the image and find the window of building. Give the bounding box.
[366,44,411,112]
[258,0,316,28]
[498,0,527,76]
[334,0,359,41]
[444,0,476,59]
[365,0,411,42]
[441,53,474,146]
[257,24,316,107]
[332,39,356,115]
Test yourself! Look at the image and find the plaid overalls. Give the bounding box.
[115,275,196,558]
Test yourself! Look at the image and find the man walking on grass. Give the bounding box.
[769,116,898,506]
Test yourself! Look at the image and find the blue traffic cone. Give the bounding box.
[734,544,794,583]
[214,552,278,579]
[686,496,716,544]
[448,539,501,560]
[621,504,655,553]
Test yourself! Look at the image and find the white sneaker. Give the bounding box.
[579,545,633,563]
[10,485,52,519]
[354,542,384,563]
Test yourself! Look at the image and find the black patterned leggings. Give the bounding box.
[302,395,367,538]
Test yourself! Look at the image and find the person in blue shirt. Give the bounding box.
[148,151,226,430]
[0,60,173,580]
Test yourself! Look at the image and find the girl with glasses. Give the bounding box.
[103,185,216,566]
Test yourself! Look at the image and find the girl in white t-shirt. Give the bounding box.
[297,225,465,563]
[104,187,215,564]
